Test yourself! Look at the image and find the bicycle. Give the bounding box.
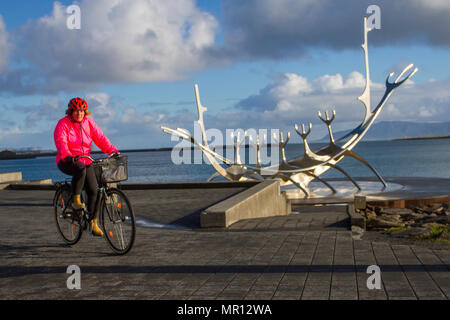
[53,154,136,255]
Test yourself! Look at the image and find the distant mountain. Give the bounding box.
[318,121,450,141]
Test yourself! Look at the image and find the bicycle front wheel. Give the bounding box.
[54,186,82,245]
[100,188,136,255]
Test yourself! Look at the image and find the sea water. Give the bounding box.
[1,139,450,183]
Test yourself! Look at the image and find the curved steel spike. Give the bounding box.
[177,128,191,137]
[277,174,309,197]
[326,163,361,191]
[207,172,221,182]
[318,110,336,125]
[395,64,413,83]
[386,64,418,89]
[305,171,336,194]
[282,132,290,145]
[294,123,311,140]
[344,150,387,188]
[279,132,284,145]
[318,111,325,123]
[302,123,312,137]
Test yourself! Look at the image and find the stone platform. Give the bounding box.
[0,179,449,300]
[285,177,450,207]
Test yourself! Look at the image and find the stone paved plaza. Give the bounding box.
[0,188,449,300]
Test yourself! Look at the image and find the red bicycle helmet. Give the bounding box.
[67,97,91,115]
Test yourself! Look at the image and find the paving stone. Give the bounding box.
[244,290,274,300]
[1,189,448,300]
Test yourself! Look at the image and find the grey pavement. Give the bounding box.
[0,187,449,300]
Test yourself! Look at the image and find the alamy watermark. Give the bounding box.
[169,123,280,169]
[66,265,81,290]
[66,4,81,30]
[366,265,381,290]
[367,5,381,30]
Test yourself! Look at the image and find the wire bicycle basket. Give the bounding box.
[93,155,128,184]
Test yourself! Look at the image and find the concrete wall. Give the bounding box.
[0,172,22,183]
[200,180,291,228]
[0,172,22,190]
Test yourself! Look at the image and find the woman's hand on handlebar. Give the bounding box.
[64,155,79,164]
[73,155,94,162]
[109,151,120,158]
[65,155,95,164]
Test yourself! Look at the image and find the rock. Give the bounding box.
[416,205,426,211]
[430,204,443,211]
[384,214,402,220]
[381,208,414,216]
[422,206,435,214]
[367,211,377,219]
[421,216,450,224]
[351,226,365,240]
[378,214,403,225]
[405,213,427,221]
[389,227,431,238]
[367,217,406,229]
[434,206,445,215]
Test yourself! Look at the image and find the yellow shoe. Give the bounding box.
[72,194,85,210]
[91,218,104,237]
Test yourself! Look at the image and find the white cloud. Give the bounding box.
[418,105,437,118]
[85,93,116,126]
[2,0,222,94]
[238,71,368,115]
[235,70,450,138]
[269,73,312,98]
[120,107,166,126]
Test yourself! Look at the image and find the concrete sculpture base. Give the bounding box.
[286,177,450,208]
[201,180,291,228]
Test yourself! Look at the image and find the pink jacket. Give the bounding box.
[54,115,118,165]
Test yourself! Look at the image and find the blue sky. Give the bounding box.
[0,0,449,150]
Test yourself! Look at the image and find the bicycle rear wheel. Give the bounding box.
[100,188,136,255]
[54,186,82,245]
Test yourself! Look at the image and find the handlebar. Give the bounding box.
[76,153,120,163]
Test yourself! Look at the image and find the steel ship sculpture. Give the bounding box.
[161,17,418,198]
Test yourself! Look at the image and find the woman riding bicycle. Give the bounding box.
[54,97,119,237]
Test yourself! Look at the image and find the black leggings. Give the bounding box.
[57,159,98,215]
